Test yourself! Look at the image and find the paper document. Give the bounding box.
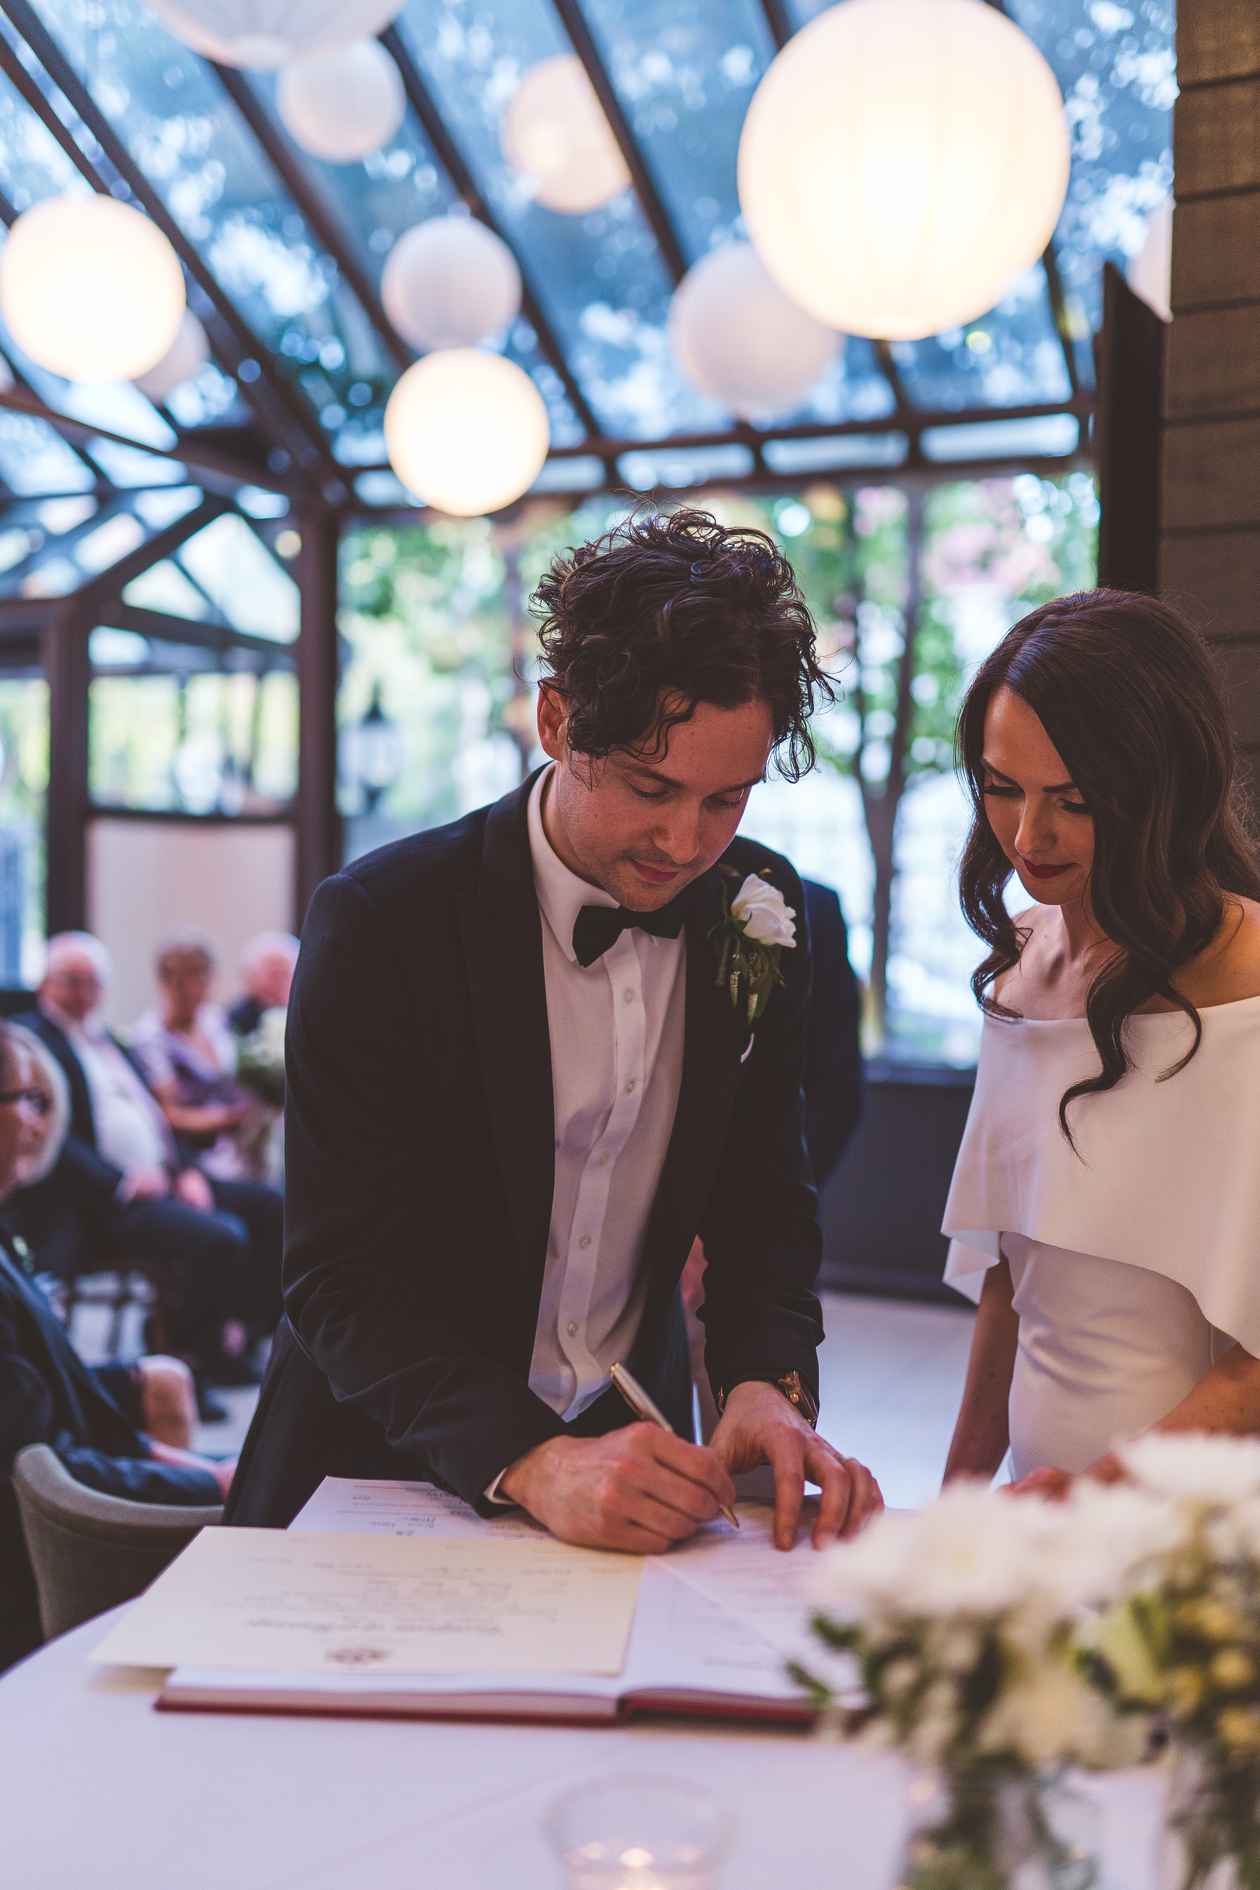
[292,1476,545,1540]
[92,1526,642,1676]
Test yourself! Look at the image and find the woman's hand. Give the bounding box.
[1004,1450,1127,1500]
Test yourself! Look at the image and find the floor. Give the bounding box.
[76,1289,977,1512]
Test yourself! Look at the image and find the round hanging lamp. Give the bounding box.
[384,350,550,517]
[277,40,405,162]
[501,54,630,215]
[0,195,186,382]
[737,0,1070,341]
[382,218,522,351]
[133,309,210,400]
[669,242,840,420]
[147,0,403,70]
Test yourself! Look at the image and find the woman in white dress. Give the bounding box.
[941,589,1260,1494]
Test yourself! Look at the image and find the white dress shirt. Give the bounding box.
[486,767,690,1500]
[43,1004,172,1176]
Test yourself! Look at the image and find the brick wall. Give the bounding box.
[1160,0,1260,799]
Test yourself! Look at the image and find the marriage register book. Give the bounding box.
[140,1478,833,1727]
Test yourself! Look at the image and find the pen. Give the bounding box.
[609,1360,740,1531]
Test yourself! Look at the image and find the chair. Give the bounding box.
[11,1443,222,1644]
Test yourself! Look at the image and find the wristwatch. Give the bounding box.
[718,1371,818,1428]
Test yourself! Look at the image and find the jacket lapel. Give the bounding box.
[458,771,556,1313]
[640,866,743,1293]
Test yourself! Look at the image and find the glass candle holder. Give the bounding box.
[546,1775,733,1890]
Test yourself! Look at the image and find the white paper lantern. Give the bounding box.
[0,195,185,382]
[147,0,403,70]
[133,309,210,400]
[277,40,405,163]
[738,0,1070,341]
[1127,202,1172,323]
[384,350,550,517]
[382,218,522,352]
[669,243,840,421]
[501,54,630,215]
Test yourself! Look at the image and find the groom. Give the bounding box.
[228,506,882,1551]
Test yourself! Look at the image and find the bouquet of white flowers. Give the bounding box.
[235,1005,287,1110]
[797,1482,1173,1890]
[1080,1434,1260,1890]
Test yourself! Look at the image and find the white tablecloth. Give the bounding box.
[0,1608,1164,1890]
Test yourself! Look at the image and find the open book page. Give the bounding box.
[92,1526,642,1676]
[290,1477,547,1540]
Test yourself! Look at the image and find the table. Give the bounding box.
[1,1609,1163,1890]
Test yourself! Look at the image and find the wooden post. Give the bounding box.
[294,507,342,925]
[41,601,90,935]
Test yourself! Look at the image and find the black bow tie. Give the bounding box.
[572,900,687,967]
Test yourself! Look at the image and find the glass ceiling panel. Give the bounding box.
[123,558,212,621]
[175,514,299,642]
[890,268,1071,411]
[395,0,718,440]
[0,409,94,496]
[25,0,397,442]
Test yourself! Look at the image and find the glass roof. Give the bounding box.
[0,0,1173,504]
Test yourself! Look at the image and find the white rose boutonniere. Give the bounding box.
[711,867,797,1025]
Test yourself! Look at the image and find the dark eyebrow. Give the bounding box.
[621,759,764,796]
[981,758,1077,795]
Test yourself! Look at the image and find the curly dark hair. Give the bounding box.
[532,504,835,780]
[957,588,1260,1145]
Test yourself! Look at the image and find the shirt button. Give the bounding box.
[566,1320,578,1337]
[624,1079,636,1094]
[622,989,635,1005]
[578,1234,592,1250]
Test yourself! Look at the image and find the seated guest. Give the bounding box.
[12,933,281,1394]
[0,1021,229,1672]
[942,592,1260,1495]
[132,934,253,1181]
[226,932,299,1040]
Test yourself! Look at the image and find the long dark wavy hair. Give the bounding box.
[957,589,1260,1142]
[533,503,835,780]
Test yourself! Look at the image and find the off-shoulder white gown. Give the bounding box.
[942,996,1260,1480]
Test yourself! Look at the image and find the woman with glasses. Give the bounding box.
[941,590,1260,1494]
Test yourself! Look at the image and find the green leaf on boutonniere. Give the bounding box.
[709,866,797,1026]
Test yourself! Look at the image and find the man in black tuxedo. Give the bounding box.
[801,878,863,1189]
[229,508,883,1553]
[13,934,280,1384]
[0,1023,228,1671]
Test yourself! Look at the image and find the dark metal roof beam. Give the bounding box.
[378,24,603,445]
[113,600,295,664]
[74,495,229,611]
[547,0,688,285]
[0,387,310,500]
[0,0,339,489]
[209,63,412,374]
[754,0,911,418]
[352,392,1092,471]
[0,492,134,588]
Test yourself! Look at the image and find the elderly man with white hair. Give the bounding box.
[10,933,280,1413]
[226,931,299,1041]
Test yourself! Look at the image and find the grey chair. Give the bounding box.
[12,1443,222,1644]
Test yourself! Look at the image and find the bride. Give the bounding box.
[940,589,1260,1494]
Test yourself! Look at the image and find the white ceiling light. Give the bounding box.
[146,0,403,70]
[0,195,186,382]
[382,218,522,351]
[133,309,210,401]
[669,242,841,421]
[277,39,405,163]
[738,0,1070,341]
[384,350,550,517]
[501,54,630,215]
[1127,201,1172,323]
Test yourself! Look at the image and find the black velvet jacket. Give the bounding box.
[227,772,824,1527]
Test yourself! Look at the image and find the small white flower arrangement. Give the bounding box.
[710,868,797,1025]
[235,1004,287,1109]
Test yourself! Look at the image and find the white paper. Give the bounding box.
[92,1526,642,1676]
[291,1476,544,1540]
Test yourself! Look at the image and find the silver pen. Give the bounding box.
[610,1360,739,1530]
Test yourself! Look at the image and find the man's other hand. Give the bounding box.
[498,1424,737,1553]
[119,1166,169,1204]
[173,1168,214,1213]
[710,1379,883,1551]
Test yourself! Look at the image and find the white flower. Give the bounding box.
[730,873,796,949]
[1120,1433,1260,1509]
[980,1656,1141,1770]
